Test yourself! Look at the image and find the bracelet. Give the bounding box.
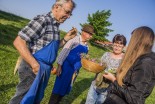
[63,38,68,43]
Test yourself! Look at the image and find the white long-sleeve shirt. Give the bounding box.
[57,35,88,65]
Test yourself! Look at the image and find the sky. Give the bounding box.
[0,0,155,49]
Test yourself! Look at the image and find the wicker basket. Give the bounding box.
[81,58,106,73]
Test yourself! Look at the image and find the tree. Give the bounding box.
[81,10,113,42]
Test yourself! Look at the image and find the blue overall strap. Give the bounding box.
[21,40,59,104]
[52,44,88,96]
[66,44,88,71]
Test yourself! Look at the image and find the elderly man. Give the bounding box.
[9,0,76,104]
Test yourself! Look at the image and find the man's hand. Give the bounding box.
[64,27,77,41]
[59,27,77,47]
[56,64,62,76]
[51,67,57,75]
[31,61,40,75]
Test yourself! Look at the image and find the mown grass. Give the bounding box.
[0,10,155,104]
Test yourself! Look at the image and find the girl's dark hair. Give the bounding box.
[112,34,127,46]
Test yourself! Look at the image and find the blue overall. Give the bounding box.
[21,40,60,104]
[52,44,88,96]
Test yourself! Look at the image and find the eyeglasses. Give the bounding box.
[113,43,124,48]
[61,6,72,16]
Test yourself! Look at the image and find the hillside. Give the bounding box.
[0,10,155,104]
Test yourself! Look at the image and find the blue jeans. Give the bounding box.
[9,59,36,104]
[85,82,107,104]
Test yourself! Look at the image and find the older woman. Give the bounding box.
[85,34,127,104]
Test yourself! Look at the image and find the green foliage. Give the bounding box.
[81,10,113,42]
[0,10,155,104]
[60,30,67,39]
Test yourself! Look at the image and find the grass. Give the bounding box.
[0,10,155,104]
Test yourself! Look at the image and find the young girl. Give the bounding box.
[103,26,155,104]
[85,34,127,104]
[49,24,95,104]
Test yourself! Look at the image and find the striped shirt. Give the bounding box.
[57,35,88,65]
[18,12,60,54]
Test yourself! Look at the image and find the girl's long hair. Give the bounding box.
[116,26,155,86]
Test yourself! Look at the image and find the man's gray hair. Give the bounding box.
[53,0,76,9]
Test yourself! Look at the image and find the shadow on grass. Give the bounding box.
[60,77,94,104]
[0,83,17,92]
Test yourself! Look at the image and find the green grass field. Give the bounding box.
[0,10,155,104]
